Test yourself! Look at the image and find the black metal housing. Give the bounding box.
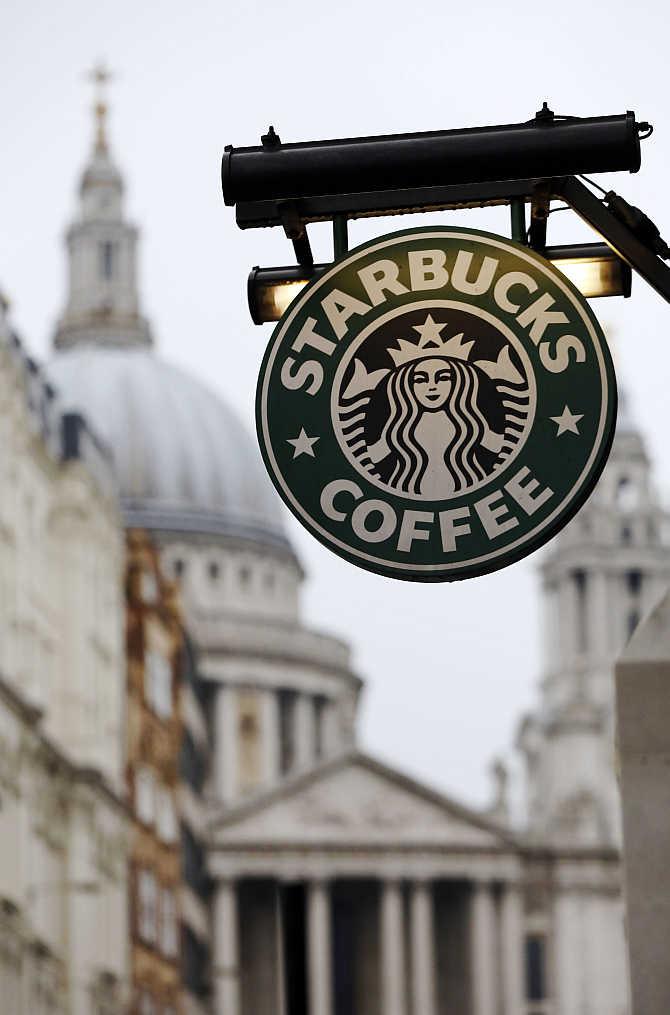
[223,113,641,213]
[247,264,328,324]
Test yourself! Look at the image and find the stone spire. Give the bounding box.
[53,64,152,351]
[518,384,670,848]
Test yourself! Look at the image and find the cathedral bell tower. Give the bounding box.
[53,65,151,350]
[518,390,670,848]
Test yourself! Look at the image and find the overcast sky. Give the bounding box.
[3,0,670,809]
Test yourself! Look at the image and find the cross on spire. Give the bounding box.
[87,61,114,153]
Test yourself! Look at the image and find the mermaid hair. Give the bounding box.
[381,357,491,495]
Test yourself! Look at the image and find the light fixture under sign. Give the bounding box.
[248,243,631,324]
[248,264,328,324]
[546,243,631,299]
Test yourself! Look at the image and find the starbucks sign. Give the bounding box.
[256,227,616,581]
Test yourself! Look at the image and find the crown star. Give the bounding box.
[413,314,448,347]
[389,314,475,367]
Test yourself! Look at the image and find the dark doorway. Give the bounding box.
[332,880,380,1015]
[282,883,308,1015]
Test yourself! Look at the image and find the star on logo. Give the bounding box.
[412,313,448,345]
[287,428,319,459]
[550,406,584,436]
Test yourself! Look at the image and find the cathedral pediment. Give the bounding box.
[209,751,514,851]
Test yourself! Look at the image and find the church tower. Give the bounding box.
[519,392,670,847]
[53,66,151,350]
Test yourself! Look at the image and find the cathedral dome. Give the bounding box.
[49,346,290,551]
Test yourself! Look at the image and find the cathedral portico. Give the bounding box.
[208,751,526,1015]
[209,871,526,1015]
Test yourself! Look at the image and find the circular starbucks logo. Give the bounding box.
[257,227,617,581]
[332,303,536,500]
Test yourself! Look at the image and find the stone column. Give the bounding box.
[322,701,340,757]
[215,685,238,805]
[294,693,316,770]
[260,688,280,787]
[213,879,240,1015]
[499,883,524,1015]
[307,880,333,1015]
[591,569,610,657]
[558,577,575,666]
[470,881,497,1015]
[410,880,436,1015]
[553,889,581,1015]
[381,879,406,1015]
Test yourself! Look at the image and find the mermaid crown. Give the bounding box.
[389,314,475,367]
[340,314,525,401]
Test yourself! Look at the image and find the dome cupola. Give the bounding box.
[53,64,151,351]
[49,68,292,556]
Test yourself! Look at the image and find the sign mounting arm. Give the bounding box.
[553,176,670,303]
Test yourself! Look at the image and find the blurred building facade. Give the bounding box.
[3,86,667,1014]
[0,295,128,1013]
[519,395,670,850]
[125,530,211,1015]
[516,395,670,1014]
[49,84,362,1015]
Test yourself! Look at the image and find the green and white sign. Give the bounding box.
[256,226,617,581]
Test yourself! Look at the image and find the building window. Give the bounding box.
[173,558,185,578]
[159,888,179,958]
[145,650,173,719]
[279,690,296,775]
[238,691,262,794]
[90,972,119,1015]
[99,241,115,280]
[208,560,220,581]
[525,933,548,1001]
[626,569,642,595]
[138,870,158,945]
[135,767,156,826]
[180,730,206,794]
[156,786,178,844]
[182,924,209,994]
[239,565,251,589]
[181,825,205,895]
[314,696,327,760]
[621,524,632,545]
[617,476,639,511]
[573,569,588,653]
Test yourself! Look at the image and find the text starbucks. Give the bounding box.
[281,246,587,397]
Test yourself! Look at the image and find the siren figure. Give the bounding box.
[337,314,532,499]
[368,355,504,497]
